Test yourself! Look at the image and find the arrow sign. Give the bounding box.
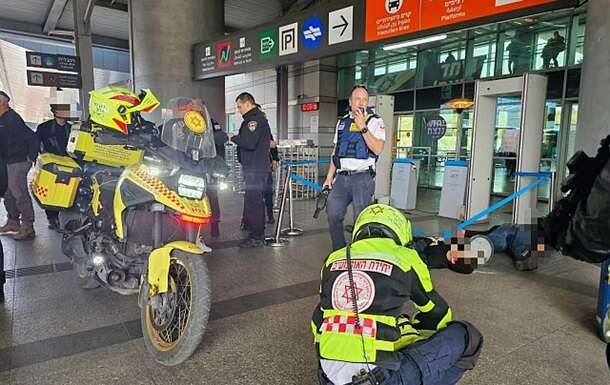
[328,6,353,45]
[333,15,349,36]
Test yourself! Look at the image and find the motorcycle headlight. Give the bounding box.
[177,174,206,199]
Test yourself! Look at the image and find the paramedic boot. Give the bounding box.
[0,219,20,234]
[13,226,35,241]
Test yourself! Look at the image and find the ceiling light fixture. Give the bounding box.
[382,34,448,51]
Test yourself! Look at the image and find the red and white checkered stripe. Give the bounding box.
[321,315,377,338]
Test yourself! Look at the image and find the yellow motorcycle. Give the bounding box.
[32,88,219,365]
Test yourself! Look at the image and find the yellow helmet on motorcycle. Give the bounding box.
[89,86,160,134]
[353,204,413,246]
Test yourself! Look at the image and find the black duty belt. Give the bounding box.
[338,167,375,177]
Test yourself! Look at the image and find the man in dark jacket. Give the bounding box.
[36,104,72,230]
[230,93,271,248]
[0,91,38,240]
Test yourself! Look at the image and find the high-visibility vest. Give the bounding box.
[312,238,452,364]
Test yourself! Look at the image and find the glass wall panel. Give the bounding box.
[470,33,497,79]
[500,28,536,75]
[419,36,467,87]
[493,96,521,195]
[569,14,586,65]
[395,115,414,159]
[565,68,581,98]
[532,20,569,70]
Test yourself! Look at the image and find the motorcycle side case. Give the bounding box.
[32,153,82,210]
[67,125,144,168]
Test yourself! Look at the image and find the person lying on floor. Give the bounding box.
[411,236,483,275]
[466,134,610,272]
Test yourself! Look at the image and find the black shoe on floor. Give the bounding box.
[514,253,538,271]
[48,219,59,231]
[239,238,264,248]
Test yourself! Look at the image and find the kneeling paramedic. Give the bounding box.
[312,204,483,385]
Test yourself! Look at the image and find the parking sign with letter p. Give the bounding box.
[279,23,298,56]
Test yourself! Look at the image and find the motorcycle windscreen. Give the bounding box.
[161,97,216,160]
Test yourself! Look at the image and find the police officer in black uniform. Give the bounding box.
[230,93,271,248]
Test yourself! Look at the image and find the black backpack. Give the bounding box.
[542,135,610,263]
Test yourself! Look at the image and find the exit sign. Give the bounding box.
[300,102,319,112]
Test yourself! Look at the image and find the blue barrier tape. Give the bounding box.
[394,158,416,164]
[289,173,324,193]
[282,159,331,167]
[441,175,549,238]
[284,160,551,239]
[445,160,468,167]
[412,226,427,238]
[516,171,552,178]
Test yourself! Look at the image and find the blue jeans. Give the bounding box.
[326,173,376,251]
[485,224,533,261]
[318,323,469,385]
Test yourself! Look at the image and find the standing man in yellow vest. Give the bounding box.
[312,204,482,385]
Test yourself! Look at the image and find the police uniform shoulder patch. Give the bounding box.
[248,120,257,132]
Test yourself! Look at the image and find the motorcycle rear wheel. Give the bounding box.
[141,250,211,366]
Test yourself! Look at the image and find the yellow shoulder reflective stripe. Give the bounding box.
[374,339,395,352]
[438,308,453,329]
[416,299,435,313]
[405,248,433,292]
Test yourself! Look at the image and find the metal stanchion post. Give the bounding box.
[281,170,304,236]
[549,171,556,213]
[273,164,281,213]
[265,165,290,247]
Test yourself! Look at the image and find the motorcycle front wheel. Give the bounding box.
[141,250,211,366]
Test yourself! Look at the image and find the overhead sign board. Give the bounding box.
[26,52,80,72]
[193,0,572,80]
[27,70,82,89]
[366,0,564,42]
[193,0,365,80]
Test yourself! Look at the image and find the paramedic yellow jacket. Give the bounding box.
[311,238,452,366]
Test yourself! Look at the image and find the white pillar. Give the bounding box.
[575,0,610,155]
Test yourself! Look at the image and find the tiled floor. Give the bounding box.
[0,189,608,385]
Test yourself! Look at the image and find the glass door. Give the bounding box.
[556,102,579,199]
[395,115,414,159]
[492,96,521,198]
